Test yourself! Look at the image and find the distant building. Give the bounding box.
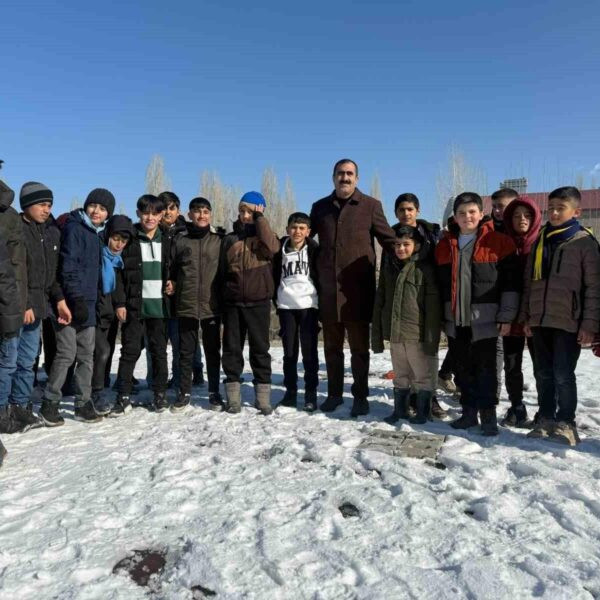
[483,189,600,233]
[499,177,528,195]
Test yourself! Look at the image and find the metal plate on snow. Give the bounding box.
[358,430,446,460]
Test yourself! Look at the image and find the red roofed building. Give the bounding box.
[482,189,600,233]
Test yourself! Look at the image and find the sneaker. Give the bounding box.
[430,396,447,419]
[277,390,297,409]
[109,395,131,417]
[0,406,27,433]
[171,392,191,413]
[74,400,103,423]
[208,392,225,411]
[10,403,41,428]
[501,405,532,428]
[303,390,317,413]
[350,397,369,417]
[193,369,205,386]
[39,401,65,427]
[548,421,580,446]
[450,407,479,429]
[320,396,343,413]
[91,392,111,416]
[438,376,457,394]
[527,417,555,439]
[154,392,169,413]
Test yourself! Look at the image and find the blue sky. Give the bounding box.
[2,0,599,222]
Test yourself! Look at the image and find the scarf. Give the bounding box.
[532,218,582,281]
[101,245,124,294]
[80,209,105,233]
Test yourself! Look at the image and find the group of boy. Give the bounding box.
[0,159,598,459]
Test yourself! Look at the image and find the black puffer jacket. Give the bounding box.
[21,214,63,320]
[0,180,27,315]
[0,234,21,336]
[170,223,224,320]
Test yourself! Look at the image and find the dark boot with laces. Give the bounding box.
[10,403,41,429]
[500,404,532,428]
[109,395,131,417]
[0,406,26,433]
[154,392,169,413]
[39,400,64,427]
[171,392,191,413]
[74,400,103,423]
[208,392,225,411]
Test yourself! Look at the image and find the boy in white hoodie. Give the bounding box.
[274,212,320,412]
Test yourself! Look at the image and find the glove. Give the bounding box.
[71,297,89,325]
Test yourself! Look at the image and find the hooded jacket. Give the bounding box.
[220,214,279,306]
[502,197,542,336]
[0,234,21,336]
[435,216,520,341]
[0,180,27,316]
[21,214,63,320]
[59,209,103,328]
[170,223,224,320]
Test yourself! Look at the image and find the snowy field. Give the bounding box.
[1,346,600,599]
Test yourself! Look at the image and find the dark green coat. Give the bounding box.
[170,223,224,320]
[371,255,442,356]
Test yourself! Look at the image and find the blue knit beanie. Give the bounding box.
[240,191,266,209]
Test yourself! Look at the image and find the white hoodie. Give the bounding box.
[276,240,318,310]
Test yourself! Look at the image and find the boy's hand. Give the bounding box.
[250,204,265,214]
[23,309,35,325]
[165,280,175,296]
[523,323,532,337]
[116,307,127,322]
[577,328,595,346]
[56,300,71,325]
[497,323,511,336]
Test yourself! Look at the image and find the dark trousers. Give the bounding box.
[92,326,112,392]
[278,308,319,393]
[322,321,369,400]
[532,327,580,423]
[448,327,497,410]
[117,317,168,394]
[103,317,119,385]
[179,316,221,394]
[222,304,271,384]
[502,335,536,406]
[438,345,454,379]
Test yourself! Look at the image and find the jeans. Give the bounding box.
[0,334,20,409]
[10,319,42,406]
[44,323,95,408]
[146,317,203,388]
[532,327,580,423]
[278,308,319,393]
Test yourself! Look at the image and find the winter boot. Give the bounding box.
[277,389,297,409]
[450,406,479,429]
[90,392,111,416]
[410,390,432,425]
[350,397,369,417]
[527,416,555,439]
[479,407,499,436]
[39,400,64,427]
[304,389,318,413]
[225,381,241,413]
[154,392,169,413]
[110,394,131,417]
[430,395,447,419]
[208,392,225,411]
[0,406,26,434]
[384,388,410,424]
[548,421,580,446]
[74,400,103,423]
[254,383,273,416]
[171,392,191,413]
[10,403,41,429]
[500,404,532,428]
[320,395,343,413]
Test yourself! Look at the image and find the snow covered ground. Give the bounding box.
[1,346,600,599]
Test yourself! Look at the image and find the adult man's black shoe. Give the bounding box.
[320,396,343,413]
[304,390,318,412]
[109,395,131,417]
[277,390,297,408]
[39,401,65,427]
[350,397,369,417]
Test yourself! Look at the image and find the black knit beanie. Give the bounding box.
[20,181,53,210]
[84,188,115,218]
[106,214,134,239]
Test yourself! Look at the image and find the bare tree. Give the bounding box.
[145,154,171,195]
[436,145,488,222]
[283,175,297,217]
[199,170,240,230]
[261,167,287,236]
[70,197,81,210]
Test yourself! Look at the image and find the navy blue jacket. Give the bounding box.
[59,209,103,328]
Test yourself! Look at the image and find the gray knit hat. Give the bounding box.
[20,181,53,210]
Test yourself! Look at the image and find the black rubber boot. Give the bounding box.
[450,406,479,429]
[409,390,432,425]
[480,407,499,436]
[350,397,369,417]
[384,388,410,424]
